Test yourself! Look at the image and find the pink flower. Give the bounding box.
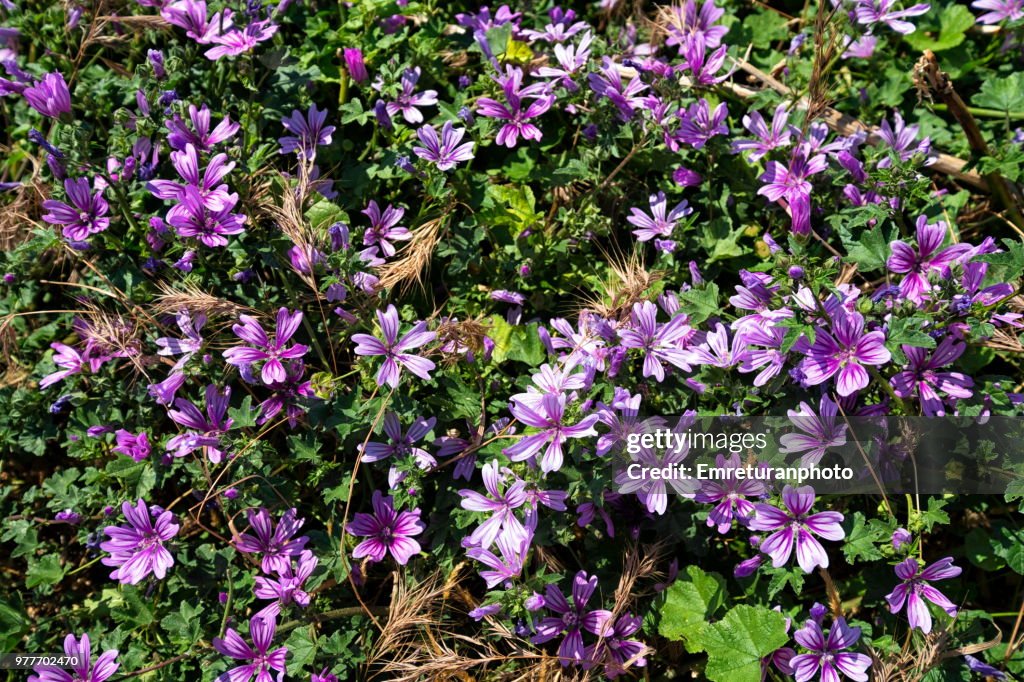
[351,305,436,388]
[885,557,961,633]
[799,310,891,397]
[347,490,425,565]
[100,499,179,585]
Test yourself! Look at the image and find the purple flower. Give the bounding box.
[531,571,613,666]
[55,509,82,524]
[627,192,692,242]
[892,527,913,550]
[583,613,647,678]
[678,34,728,85]
[39,342,86,388]
[155,310,206,371]
[254,549,318,607]
[780,396,848,466]
[536,31,592,90]
[112,429,151,461]
[278,104,335,158]
[891,336,973,416]
[204,20,278,60]
[964,655,1007,680]
[166,104,239,151]
[385,67,438,124]
[147,143,237,212]
[223,308,309,384]
[459,459,528,549]
[360,412,436,465]
[466,527,531,588]
[100,499,179,584]
[361,200,410,257]
[887,215,971,303]
[800,310,891,397]
[854,0,930,34]
[477,66,554,147]
[412,121,475,171]
[694,453,766,533]
[42,177,110,241]
[167,384,234,462]
[28,633,119,682]
[791,617,872,682]
[343,47,369,82]
[234,507,309,574]
[347,490,425,565]
[161,0,232,43]
[352,305,436,388]
[885,556,961,633]
[749,485,845,573]
[166,184,247,247]
[675,98,729,149]
[972,0,1024,23]
[757,150,827,235]
[148,371,186,406]
[311,669,339,682]
[618,301,695,381]
[842,34,878,59]
[503,392,599,473]
[664,0,728,50]
[212,611,288,682]
[877,112,931,167]
[732,104,793,161]
[23,72,71,118]
[588,57,648,120]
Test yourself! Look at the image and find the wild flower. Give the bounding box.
[223,308,309,384]
[42,177,110,241]
[100,499,179,585]
[885,556,961,633]
[476,66,554,147]
[212,611,288,682]
[347,490,425,565]
[351,305,436,388]
[749,485,845,573]
[234,507,309,574]
[28,634,119,682]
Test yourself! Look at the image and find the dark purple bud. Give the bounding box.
[49,395,73,414]
[29,128,64,159]
[67,6,83,29]
[673,166,702,187]
[148,50,166,79]
[173,250,196,272]
[2,273,14,284]
[457,106,474,125]
[458,74,472,89]
[219,591,229,604]
[373,99,393,131]
[224,488,239,500]
[582,123,598,140]
[158,89,178,109]
[328,221,349,251]
[788,265,805,280]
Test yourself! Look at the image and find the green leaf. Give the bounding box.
[161,602,205,645]
[658,565,726,648]
[903,4,974,52]
[285,626,317,675]
[488,315,545,366]
[973,72,1024,113]
[677,283,721,325]
[840,223,895,273]
[702,605,789,682]
[842,512,885,563]
[993,526,1024,574]
[26,554,64,588]
[305,199,349,233]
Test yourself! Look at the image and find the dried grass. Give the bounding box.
[578,246,662,323]
[366,566,544,681]
[152,280,253,321]
[375,216,446,292]
[867,620,1001,681]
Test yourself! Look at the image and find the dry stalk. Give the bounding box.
[375,216,445,292]
[912,50,1024,229]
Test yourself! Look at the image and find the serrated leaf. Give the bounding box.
[840,223,895,272]
[26,555,64,588]
[285,626,317,674]
[702,605,789,682]
[842,512,885,563]
[658,566,726,648]
[973,72,1024,113]
[678,283,721,325]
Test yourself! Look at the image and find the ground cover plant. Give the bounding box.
[3,0,1024,679]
